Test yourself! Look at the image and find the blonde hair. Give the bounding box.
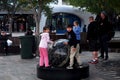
[74,21,79,25]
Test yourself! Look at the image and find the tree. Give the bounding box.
[66,0,120,28]
[66,0,120,14]
[19,0,57,35]
[0,0,24,33]
[0,0,57,34]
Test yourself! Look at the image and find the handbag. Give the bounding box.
[7,39,13,46]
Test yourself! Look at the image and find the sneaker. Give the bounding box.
[39,66,44,68]
[98,56,104,61]
[45,66,52,69]
[89,60,98,64]
[98,56,104,59]
[66,66,73,69]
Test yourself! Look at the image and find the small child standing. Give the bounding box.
[64,25,82,69]
[39,26,53,68]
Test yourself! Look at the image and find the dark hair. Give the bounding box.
[89,16,94,19]
[66,25,72,28]
[101,11,109,21]
[101,11,107,16]
[1,31,5,33]
[95,11,108,22]
[43,26,50,30]
[27,28,32,31]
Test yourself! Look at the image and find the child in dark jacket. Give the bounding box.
[64,25,82,69]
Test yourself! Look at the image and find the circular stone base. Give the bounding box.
[37,63,89,80]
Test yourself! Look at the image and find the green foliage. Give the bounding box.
[17,0,57,34]
[0,0,57,16]
[0,0,23,14]
[18,0,56,16]
[66,0,120,14]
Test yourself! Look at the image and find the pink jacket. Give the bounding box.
[39,33,52,48]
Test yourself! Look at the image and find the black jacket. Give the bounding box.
[87,21,99,40]
[97,18,111,36]
[0,35,8,42]
[67,30,77,48]
[0,34,8,47]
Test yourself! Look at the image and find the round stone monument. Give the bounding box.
[37,39,89,80]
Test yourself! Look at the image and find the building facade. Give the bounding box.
[0,11,35,32]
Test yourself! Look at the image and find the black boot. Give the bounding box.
[99,53,104,59]
[100,49,104,59]
[104,52,109,60]
[4,48,8,56]
[104,55,109,60]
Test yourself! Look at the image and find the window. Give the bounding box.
[47,13,81,34]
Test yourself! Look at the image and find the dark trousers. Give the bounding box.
[99,35,109,58]
[1,42,8,55]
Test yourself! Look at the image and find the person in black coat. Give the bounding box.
[97,11,112,60]
[87,16,99,64]
[0,31,8,55]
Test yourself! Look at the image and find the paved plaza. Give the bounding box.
[0,52,120,80]
[11,31,120,37]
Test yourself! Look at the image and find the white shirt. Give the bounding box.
[39,33,52,48]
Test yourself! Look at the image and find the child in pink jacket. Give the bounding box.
[39,26,53,68]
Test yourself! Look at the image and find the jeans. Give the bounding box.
[69,44,82,67]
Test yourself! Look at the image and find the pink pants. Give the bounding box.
[39,48,49,67]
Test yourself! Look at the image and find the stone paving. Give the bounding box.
[0,55,39,80]
[11,31,120,38]
[0,52,120,80]
[81,52,120,80]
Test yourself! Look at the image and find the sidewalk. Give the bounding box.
[11,31,120,37]
[81,52,120,80]
[0,52,120,80]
